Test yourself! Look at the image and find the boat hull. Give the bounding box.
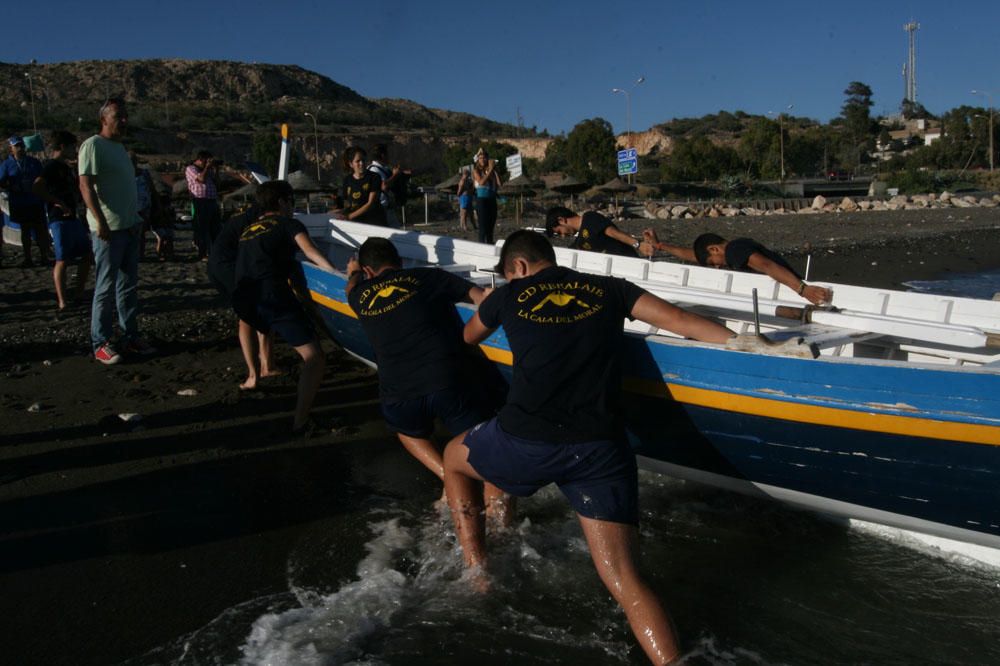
[300,257,1000,552]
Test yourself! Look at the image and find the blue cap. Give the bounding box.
[9,135,24,146]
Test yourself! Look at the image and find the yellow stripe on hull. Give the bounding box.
[311,293,999,447]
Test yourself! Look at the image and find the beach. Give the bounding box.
[2,206,1000,665]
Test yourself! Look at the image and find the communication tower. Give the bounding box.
[903,21,919,103]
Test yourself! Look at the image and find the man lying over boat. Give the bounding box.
[444,230,734,665]
[345,238,512,518]
[643,229,833,306]
[546,205,655,258]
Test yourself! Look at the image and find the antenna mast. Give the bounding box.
[903,21,919,103]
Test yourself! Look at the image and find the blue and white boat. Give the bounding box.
[296,216,1000,564]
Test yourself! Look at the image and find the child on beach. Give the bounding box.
[232,180,335,433]
[208,202,280,390]
[32,130,92,310]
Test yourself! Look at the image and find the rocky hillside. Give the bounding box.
[0,59,525,137]
[0,59,537,184]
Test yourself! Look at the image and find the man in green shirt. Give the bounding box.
[79,98,154,364]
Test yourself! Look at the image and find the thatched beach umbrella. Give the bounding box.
[599,176,636,211]
[501,174,543,225]
[435,172,462,194]
[550,174,589,206]
[286,170,324,193]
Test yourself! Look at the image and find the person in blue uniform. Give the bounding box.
[443,230,734,665]
[545,206,653,258]
[233,180,335,432]
[346,237,510,515]
[643,229,833,305]
[0,135,50,266]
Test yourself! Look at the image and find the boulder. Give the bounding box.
[839,197,858,211]
[857,200,873,211]
[952,197,973,208]
[939,191,952,203]
[670,205,690,218]
[811,195,827,210]
[655,206,671,220]
[980,197,997,208]
[707,206,720,218]
[722,207,741,216]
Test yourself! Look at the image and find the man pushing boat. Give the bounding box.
[443,230,734,664]
[346,238,511,518]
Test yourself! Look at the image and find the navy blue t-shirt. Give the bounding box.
[572,211,638,257]
[342,172,386,225]
[725,238,800,278]
[234,214,307,305]
[348,267,476,401]
[477,265,646,443]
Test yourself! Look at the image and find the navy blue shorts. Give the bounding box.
[48,219,91,261]
[382,385,493,439]
[464,417,639,524]
[256,300,316,348]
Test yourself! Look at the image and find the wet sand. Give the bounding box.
[1,206,1000,664]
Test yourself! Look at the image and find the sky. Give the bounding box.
[4,0,999,136]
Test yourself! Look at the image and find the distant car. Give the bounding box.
[827,171,853,181]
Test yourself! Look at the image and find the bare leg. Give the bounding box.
[237,319,258,389]
[443,437,488,569]
[577,516,680,665]
[459,209,467,231]
[397,433,445,481]
[291,340,325,431]
[53,260,67,309]
[259,331,281,377]
[484,483,515,531]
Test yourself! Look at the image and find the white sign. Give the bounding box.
[506,153,523,179]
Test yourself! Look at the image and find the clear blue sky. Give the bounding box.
[5,1,999,135]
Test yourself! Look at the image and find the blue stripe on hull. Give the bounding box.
[624,398,1000,542]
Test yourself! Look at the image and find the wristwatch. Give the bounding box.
[632,240,640,249]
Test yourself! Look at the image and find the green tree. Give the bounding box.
[841,81,876,167]
[661,136,739,181]
[738,117,781,178]
[252,130,281,178]
[564,117,616,184]
[541,135,569,173]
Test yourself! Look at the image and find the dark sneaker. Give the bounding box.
[123,338,157,356]
[94,344,122,365]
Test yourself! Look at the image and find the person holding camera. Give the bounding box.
[185,150,222,260]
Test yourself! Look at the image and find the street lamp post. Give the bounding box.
[303,109,321,182]
[23,72,37,135]
[611,76,644,183]
[971,89,995,172]
[767,104,793,181]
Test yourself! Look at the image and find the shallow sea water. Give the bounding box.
[119,271,1000,665]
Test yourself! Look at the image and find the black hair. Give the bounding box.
[544,206,575,237]
[693,233,726,266]
[48,130,77,151]
[256,180,294,212]
[358,237,402,271]
[495,230,556,274]
[371,143,388,161]
[342,146,366,171]
[195,149,213,162]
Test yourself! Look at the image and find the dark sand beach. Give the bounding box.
[1,206,1000,665]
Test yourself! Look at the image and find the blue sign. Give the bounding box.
[617,148,638,175]
[617,159,637,176]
